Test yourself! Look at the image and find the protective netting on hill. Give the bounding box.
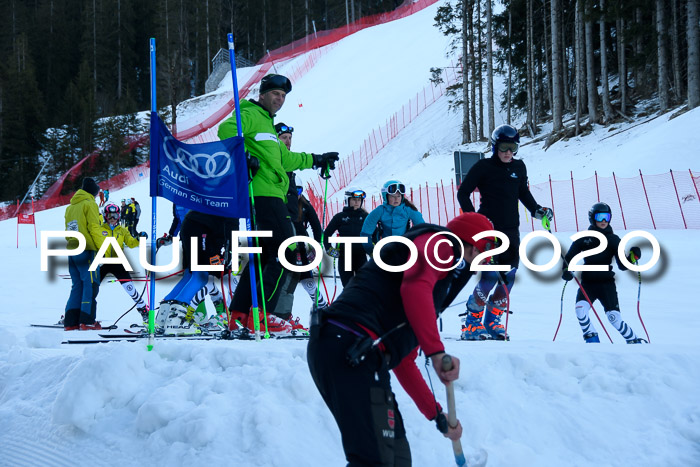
[5,0,440,222]
[308,170,700,232]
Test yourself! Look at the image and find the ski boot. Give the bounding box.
[460,295,491,341]
[185,302,208,326]
[247,312,293,336]
[137,305,150,327]
[484,300,509,341]
[163,302,201,336]
[626,338,648,344]
[289,314,310,336]
[155,300,176,334]
[582,331,600,343]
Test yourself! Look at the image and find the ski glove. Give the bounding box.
[156,233,172,248]
[534,206,554,221]
[311,152,339,172]
[628,246,642,262]
[562,269,573,282]
[247,152,260,180]
[326,247,340,259]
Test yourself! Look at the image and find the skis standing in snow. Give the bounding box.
[217,73,339,334]
[323,187,369,286]
[456,124,553,341]
[562,202,646,344]
[307,212,495,465]
[63,177,105,331]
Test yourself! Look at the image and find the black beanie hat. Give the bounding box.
[259,74,292,95]
[81,177,100,197]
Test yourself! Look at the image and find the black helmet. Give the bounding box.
[589,202,612,225]
[275,122,294,136]
[490,124,520,156]
[260,74,292,95]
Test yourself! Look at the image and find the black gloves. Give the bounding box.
[312,152,339,172]
[629,246,641,262]
[534,206,554,221]
[156,233,172,248]
[247,152,260,180]
[562,269,573,281]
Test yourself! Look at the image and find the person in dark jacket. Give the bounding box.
[562,202,646,343]
[156,210,238,336]
[323,187,369,286]
[307,212,495,466]
[456,124,553,340]
[270,122,328,329]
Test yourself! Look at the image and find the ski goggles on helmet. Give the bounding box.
[496,142,519,153]
[346,190,366,199]
[277,125,294,135]
[383,183,406,196]
[594,212,611,222]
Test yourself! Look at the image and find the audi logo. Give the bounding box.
[163,136,232,179]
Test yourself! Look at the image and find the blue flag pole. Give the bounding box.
[227,33,263,341]
[148,37,157,349]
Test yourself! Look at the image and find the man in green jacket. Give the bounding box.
[64,177,107,330]
[218,73,339,333]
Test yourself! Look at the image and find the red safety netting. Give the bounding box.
[308,169,700,232]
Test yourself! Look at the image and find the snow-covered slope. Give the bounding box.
[2,0,700,465]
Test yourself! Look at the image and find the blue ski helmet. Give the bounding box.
[490,124,520,156]
[380,180,406,204]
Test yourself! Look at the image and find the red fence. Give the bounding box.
[308,169,700,231]
[306,60,461,198]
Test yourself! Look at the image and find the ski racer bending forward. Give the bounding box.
[562,202,646,344]
[307,212,494,465]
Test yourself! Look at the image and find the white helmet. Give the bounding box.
[344,188,366,207]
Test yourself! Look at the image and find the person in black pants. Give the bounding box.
[308,212,495,466]
[323,187,369,286]
[562,202,646,343]
[456,124,553,341]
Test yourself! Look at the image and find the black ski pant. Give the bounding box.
[577,280,620,311]
[307,321,411,466]
[230,196,294,317]
[338,244,368,287]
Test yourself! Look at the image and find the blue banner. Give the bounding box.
[149,112,248,218]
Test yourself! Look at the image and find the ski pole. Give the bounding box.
[441,355,466,467]
[542,218,613,343]
[632,257,651,343]
[552,281,567,341]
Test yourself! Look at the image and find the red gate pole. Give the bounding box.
[669,170,687,229]
[612,172,628,230]
[638,169,656,229]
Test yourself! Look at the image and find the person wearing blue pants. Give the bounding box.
[456,125,553,340]
[63,178,106,330]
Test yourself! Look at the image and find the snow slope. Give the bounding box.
[2,1,700,465]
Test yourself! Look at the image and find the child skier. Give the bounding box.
[562,202,645,343]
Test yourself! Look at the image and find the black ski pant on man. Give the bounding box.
[307,320,411,466]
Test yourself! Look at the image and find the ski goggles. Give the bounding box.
[594,212,611,222]
[383,183,406,196]
[277,125,294,135]
[497,142,519,153]
[346,190,366,199]
[105,212,120,221]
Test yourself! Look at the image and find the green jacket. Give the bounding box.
[218,99,314,200]
[64,189,106,251]
[100,223,140,257]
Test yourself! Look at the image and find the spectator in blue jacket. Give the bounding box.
[360,180,424,255]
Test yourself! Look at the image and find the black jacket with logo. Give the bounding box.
[457,155,540,230]
[563,224,628,282]
[323,206,368,251]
